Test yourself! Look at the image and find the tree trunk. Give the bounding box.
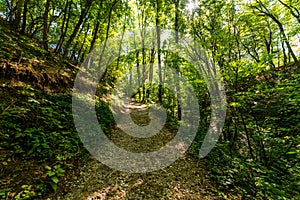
[147,39,156,101]
[43,0,51,50]
[255,1,298,63]
[136,51,141,101]
[77,23,90,64]
[64,0,93,57]
[55,0,72,54]
[174,0,181,120]
[98,0,118,79]
[116,24,126,70]
[89,11,101,53]
[14,0,24,29]
[20,0,27,34]
[156,0,163,103]
[239,110,255,161]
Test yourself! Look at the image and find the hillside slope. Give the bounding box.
[0,19,76,92]
[0,18,86,199]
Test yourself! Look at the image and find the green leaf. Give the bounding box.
[47,171,56,177]
[44,165,51,170]
[50,182,57,191]
[51,176,59,184]
[230,102,242,108]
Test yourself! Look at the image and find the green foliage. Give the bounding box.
[0,188,11,199]
[95,98,116,134]
[207,143,299,199]
[205,61,300,199]
[0,84,84,198]
[0,85,81,161]
[0,0,299,199]
[45,165,65,191]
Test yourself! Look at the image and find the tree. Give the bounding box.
[252,0,298,63]
[156,0,163,103]
[63,0,94,57]
[55,0,72,54]
[43,0,51,50]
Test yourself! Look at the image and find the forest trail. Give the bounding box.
[55,156,219,200]
[49,102,226,200]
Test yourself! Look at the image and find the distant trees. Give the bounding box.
[63,0,94,57]
[252,0,298,63]
[0,0,124,61]
[0,0,297,66]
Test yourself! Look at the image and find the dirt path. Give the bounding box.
[53,156,220,200]
[49,102,232,199]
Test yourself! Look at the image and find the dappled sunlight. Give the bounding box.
[1,0,299,199]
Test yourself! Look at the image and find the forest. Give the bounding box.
[0,0,299,199]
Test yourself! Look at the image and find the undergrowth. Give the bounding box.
[0,84,88,199]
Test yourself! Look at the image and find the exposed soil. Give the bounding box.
[47,103,240,200]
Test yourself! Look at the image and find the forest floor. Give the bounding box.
[50,144,220,200]
[47,102,237,200]
[0,84,239,200]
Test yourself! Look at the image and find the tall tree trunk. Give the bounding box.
[116,24,126,70]
[174,0,181,120]
[141,28,146,103]
[264,20,275,68]
[133,32,141,101]
[98,0,118,79]
[276,20,297,63]
[70,14,89,61]
[136,51,141,101]
[239,109,255,161]
[156,0,163,103]
[77,23,90,64]
[89,0,104,53]
[147,38,156,101]
[43,0,51,50]
[64,0,93,57]
[89,11,101,53]
[55,0,72,54]
[255,1,298,63]
[20,0,27,34]
[139,7,146,103]
[14,0,24,29]
[282,39,287,66]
